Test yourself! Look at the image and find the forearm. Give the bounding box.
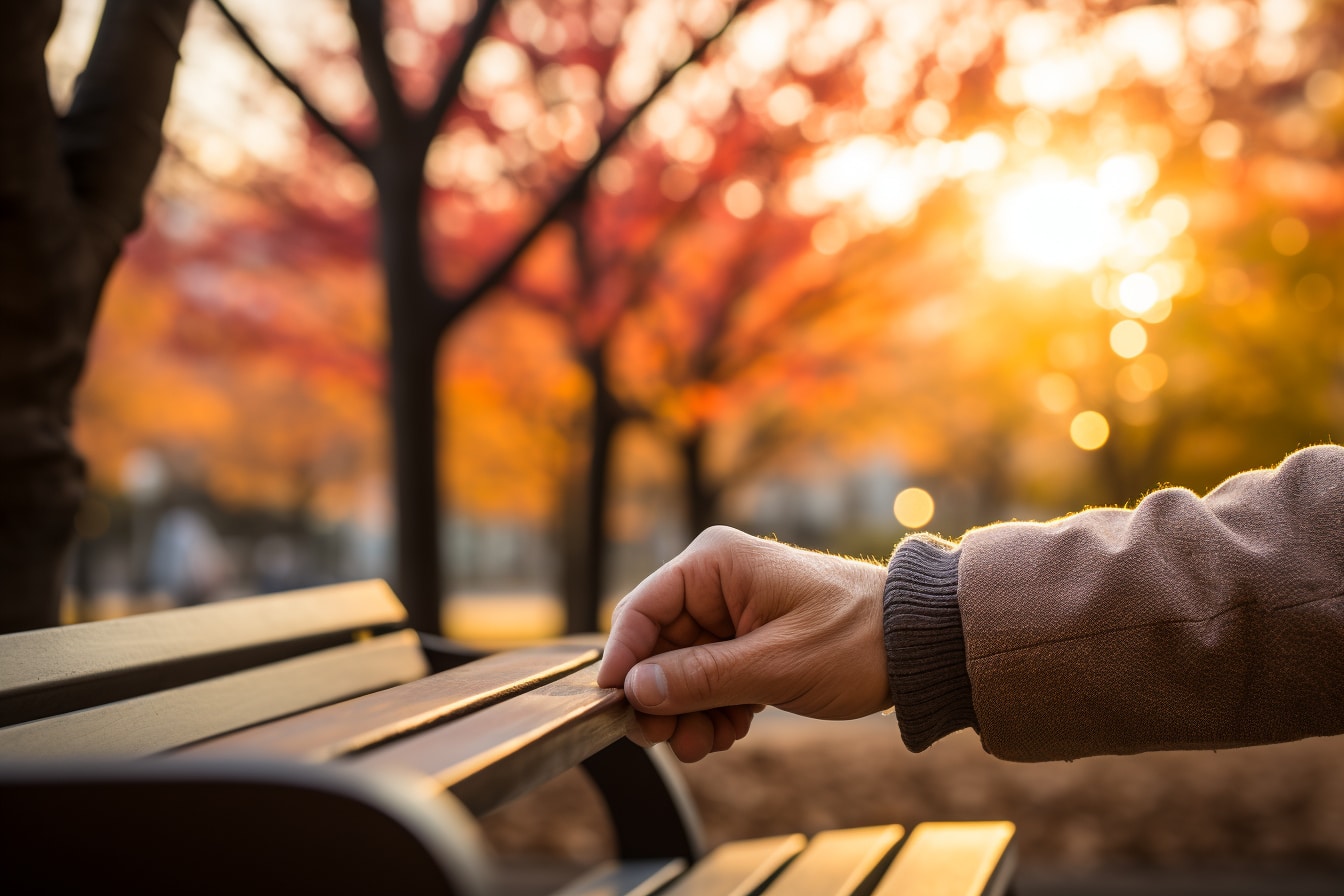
[885,444,1344,761]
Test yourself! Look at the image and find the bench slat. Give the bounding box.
[0,631,428,759]
[351,663,629,816]
[549,858,689,896]
[869,821,1017,896]
[655,834,807,896]
[0,580,408,727]
[183,643,601,761]
[762,825,905,896]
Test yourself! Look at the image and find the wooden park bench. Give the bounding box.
[0,580,1017,894]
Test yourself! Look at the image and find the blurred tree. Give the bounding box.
[0,0,193,632]
[208,0,753,631]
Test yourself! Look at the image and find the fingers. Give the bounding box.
[599,526,743,689]
[598,560,693,689]
[623,631,782,715]
[631,705,756,762]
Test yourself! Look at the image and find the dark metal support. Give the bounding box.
[582,739,705,861]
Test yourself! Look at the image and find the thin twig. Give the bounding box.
[435,0,758,332]
[208,0,367,164]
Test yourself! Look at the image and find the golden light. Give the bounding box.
[1270,217,1309,256]
[1151,195,1191,236]
[1037,372,1078,413]
[1115,353,1168,403]
[1306,70,1344,110]
[811,218,849,255]
[1109,319,1148,358]
[1295,272,1334,310]
[867,164,920,224]
[894,487,935,529]
[910,99,950,137]
[724,180,764,219]
[1097,153,1158,203]
[813,136,892,201]
[464,38,529,96]
[1186,4,1242,54]
[1118,272,1160,314]
[1200,120,1242,159]
[766,84,812,126]
[1070,410,1110,450]
[986,176,1119,273]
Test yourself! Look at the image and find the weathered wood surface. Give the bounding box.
[0,631,427,759]
[655,834,807,896]
[765,825,905,896]
[0,580,407,727]
[870,821,1017,896]
[185,643,601,761]
[351,663,630,815]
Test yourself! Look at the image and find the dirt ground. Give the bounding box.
[482,715,1344,876]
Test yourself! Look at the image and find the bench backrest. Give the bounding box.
[0,580,428,759]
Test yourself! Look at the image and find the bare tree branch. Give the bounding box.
[208,0,367,164]
[433,0,759,332]
[419,0,501,149]
[348,0,408,141]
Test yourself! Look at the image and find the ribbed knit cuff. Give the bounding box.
[884,534,978,752]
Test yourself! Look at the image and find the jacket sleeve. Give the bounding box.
[957,444,1344,761]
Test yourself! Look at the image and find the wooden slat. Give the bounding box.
[655,835,806,896]
[869,822,1017,896]
[549,858,689,896]
[184,643,601,761]
[350,663,630,815]
[0,580,408,726]
[762,825,905,896]
[0,631,428,760]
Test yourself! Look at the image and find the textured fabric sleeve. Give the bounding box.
[958,444,1344,761]
[884,534,979,752]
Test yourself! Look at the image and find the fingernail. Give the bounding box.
[630,664,668,708]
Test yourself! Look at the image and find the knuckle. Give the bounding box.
[695,525,741,550]
[680,647,725,705]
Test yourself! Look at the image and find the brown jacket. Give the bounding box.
[959,444,1344,761]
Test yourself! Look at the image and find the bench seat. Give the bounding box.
[0,580,1016,894]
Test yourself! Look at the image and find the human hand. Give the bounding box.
[597,526,890,762]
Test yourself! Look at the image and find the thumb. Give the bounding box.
[623,635,776,715]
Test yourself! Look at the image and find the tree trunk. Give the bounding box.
[561,348,619,634]
[680,428,719,537]
[0,0,193,633]
[374,158,445,634]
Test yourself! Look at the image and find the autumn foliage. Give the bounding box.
[41,0,1344,627]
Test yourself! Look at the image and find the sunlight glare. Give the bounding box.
[1109,319,1148,358]
[813,136,892,201]
[1097,153,1158,203]
[867,163,920,223]
[1118,272,1160,314]
[987,177,1119,273]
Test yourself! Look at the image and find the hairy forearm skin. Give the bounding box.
[0,0,193,632]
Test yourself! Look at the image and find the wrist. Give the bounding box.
[883,535,979,752]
